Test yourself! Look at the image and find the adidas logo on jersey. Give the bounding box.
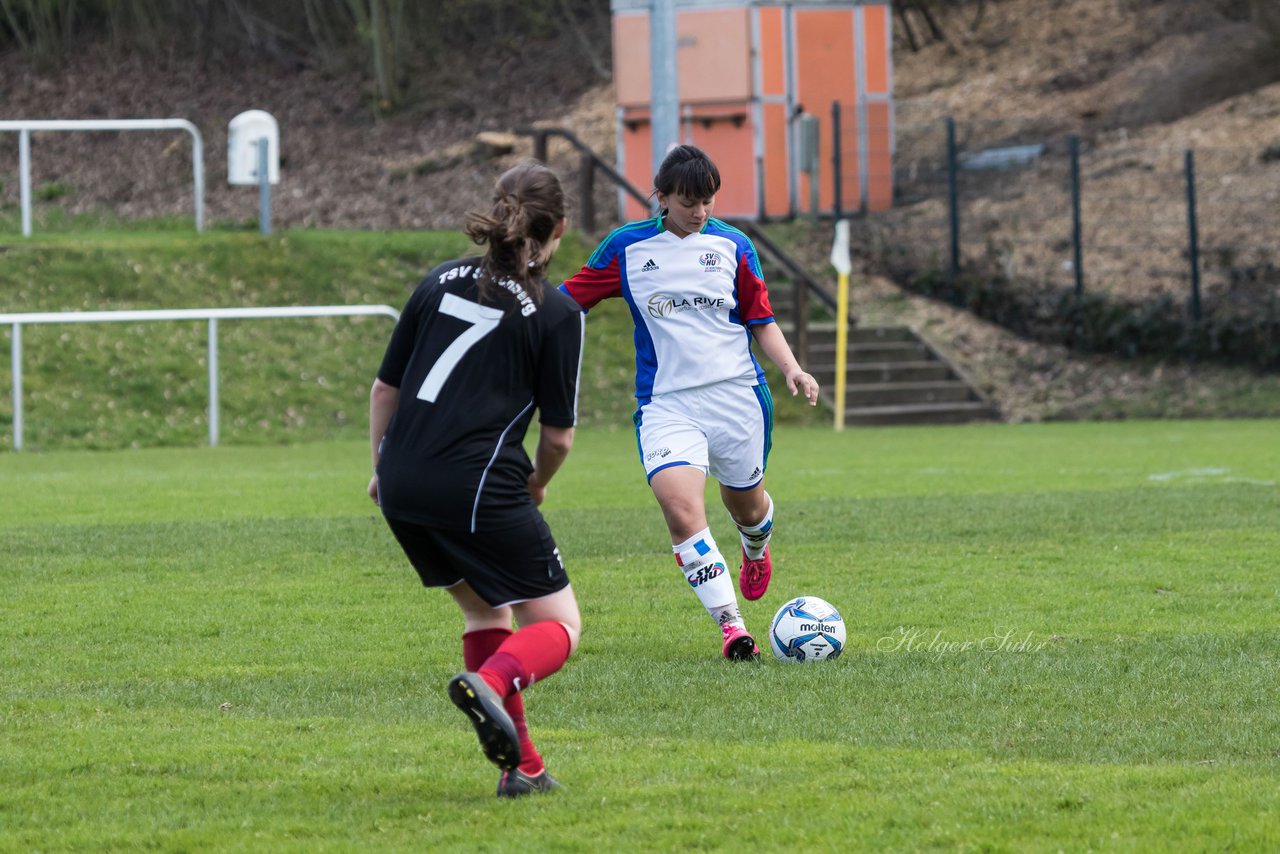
[640,258,659,272]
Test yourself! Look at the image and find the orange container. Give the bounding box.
[612,0,894,220]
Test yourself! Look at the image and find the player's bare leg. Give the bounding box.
[721,482,774,601]
[448,582,579,793]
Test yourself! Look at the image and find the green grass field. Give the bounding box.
[3,420,1277,851]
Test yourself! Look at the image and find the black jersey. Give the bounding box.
[375,257,584,532]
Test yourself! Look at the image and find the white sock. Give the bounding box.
[673,528,744,629]
[737,492,774,560]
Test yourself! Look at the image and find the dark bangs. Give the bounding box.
[655,145,722,200]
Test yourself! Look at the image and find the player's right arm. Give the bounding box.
[368,377,400,504]
[528,425,575,506]
[560,240,624,310]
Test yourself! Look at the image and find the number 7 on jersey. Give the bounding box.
[416,293,504,403]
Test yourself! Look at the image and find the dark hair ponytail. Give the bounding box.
[465,161,566,304]
[653,144,721,203]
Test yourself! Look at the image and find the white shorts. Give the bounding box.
[634,382,774,490]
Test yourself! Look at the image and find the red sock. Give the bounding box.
[477,621,572,698]
[462,628,545,776]
[462,627,511,672]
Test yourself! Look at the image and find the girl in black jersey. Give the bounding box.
[368,162,586,798]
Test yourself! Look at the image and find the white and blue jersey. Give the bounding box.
[561,215,775,404]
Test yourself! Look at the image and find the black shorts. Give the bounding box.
[382,511,569,607]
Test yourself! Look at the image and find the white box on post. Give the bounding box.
[227,110,279,185]
[228,110,279,233]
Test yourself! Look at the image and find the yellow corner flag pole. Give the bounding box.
[830,219,851,431]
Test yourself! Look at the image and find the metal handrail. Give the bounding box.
[0,118,205,236]
[517,125,653,216]
[2,304,400,451]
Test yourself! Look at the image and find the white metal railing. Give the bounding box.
[0,305,401,451]
[0,119,205,236]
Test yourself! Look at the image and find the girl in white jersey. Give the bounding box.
[562,145,819,660]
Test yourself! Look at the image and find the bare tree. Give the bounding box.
[344,0,405,111]
[1253,0,1280,47]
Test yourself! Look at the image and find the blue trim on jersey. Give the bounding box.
[587,217,662,268]
[741,325,768,385]
[724,477,764,492]
[592,218,667,400]
[706,218,764,279]
[622,276,660,400]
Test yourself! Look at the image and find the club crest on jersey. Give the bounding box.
[699,252,723,268]
[647,292,727,318]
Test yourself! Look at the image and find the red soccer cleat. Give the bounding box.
[721,624,760,661]
[738,545,772,601]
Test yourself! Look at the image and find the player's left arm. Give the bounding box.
[734,239,819,405]
[530,308,586,504]
[751,322,820,406]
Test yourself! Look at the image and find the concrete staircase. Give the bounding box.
[803,323,999,425]
[736,219,999,425]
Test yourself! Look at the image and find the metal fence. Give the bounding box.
[846,106,1280,313]
[0,305,399,452]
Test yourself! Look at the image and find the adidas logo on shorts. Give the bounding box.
[641,258,659,272]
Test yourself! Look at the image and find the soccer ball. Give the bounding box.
[768,596,846,662]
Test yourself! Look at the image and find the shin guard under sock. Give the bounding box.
[673,528,743,629]
[737,492,774,560]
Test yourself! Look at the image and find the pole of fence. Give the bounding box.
[11,323,22,451]
[832,101,843,220]
[191,127,205,233]
[1069,135,1084,303]
[19,129,32,238]
[1184,149,1202,323]
[258,139,272,236]
[207,318,219,447]
[946,117,960,281]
